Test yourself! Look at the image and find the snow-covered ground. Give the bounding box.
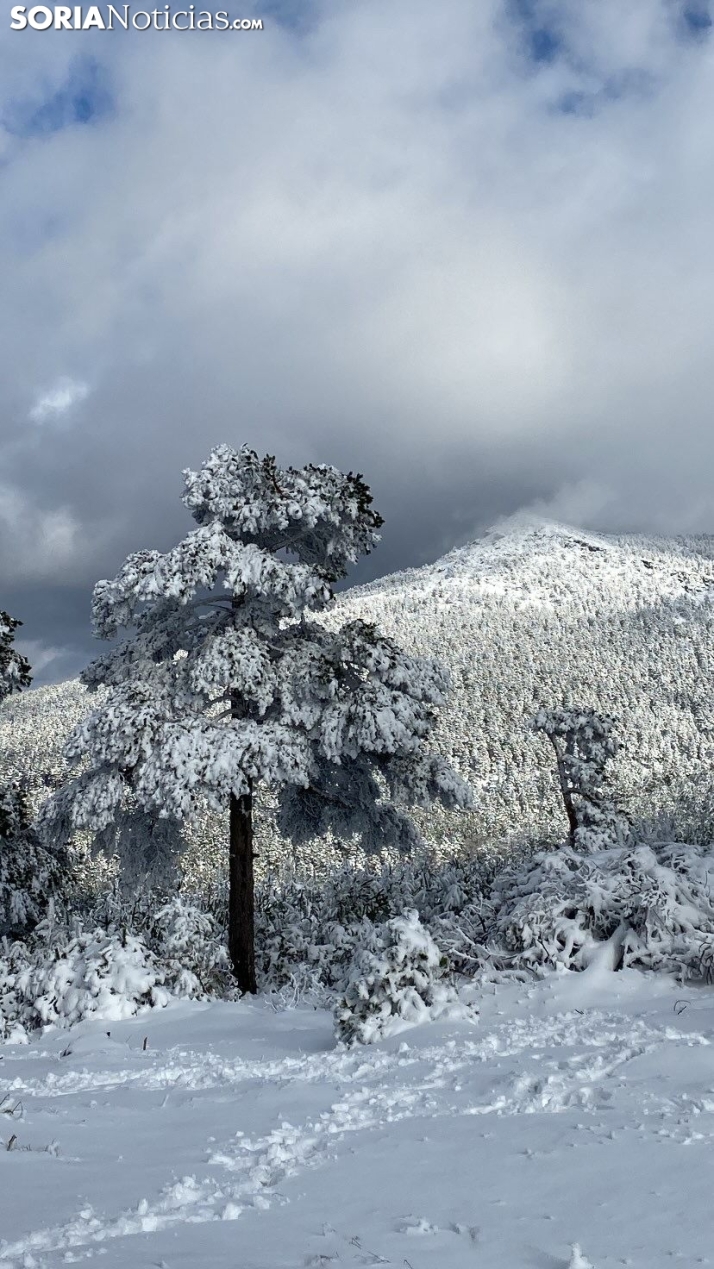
[1,969,713,1268]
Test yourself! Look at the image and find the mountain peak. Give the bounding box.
[444,516,614,567]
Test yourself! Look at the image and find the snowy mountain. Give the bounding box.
[329,518,714,850]
[4,518,714,862]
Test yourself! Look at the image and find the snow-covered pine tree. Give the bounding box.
[0,612,31,702]
[533,706,627,850]
[0,616,66,939]
[335,910,475,1045]
[39,446,473,993]
[0,780,68,939]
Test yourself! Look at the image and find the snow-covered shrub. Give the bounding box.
[254,853,501,1000]
[148,896,232,997]
[4,864,428,1039]
[0,941,28,1043]
[256,876,373,998]
[335,910,477,1045]
[0,926,167,1038]
[255,864,413,997]
[13,927,169,1029]
[488,839,714,980]
[0,894,231,1040]
[73,886,234,1000]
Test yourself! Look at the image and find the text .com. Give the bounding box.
[10,5,264,30]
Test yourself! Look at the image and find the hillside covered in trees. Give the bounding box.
[4,518,714,869]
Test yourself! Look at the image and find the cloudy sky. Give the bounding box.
[2,0,714,683]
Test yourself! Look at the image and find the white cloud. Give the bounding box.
[29,377,90,424]
[14,638,67,680]
[509,480,617,531]
[0,484,85,582]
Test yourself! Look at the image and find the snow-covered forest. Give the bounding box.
[6,518,714,870]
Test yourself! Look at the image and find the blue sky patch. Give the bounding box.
[555,67,656,118]
[251,0,318,36]
[509,0,563,65]
[3,58,113,139]
[681,2,712,37]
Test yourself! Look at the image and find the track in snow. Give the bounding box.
[1,972,714,1268]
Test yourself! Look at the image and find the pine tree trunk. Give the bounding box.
[229,788,257,994]
[228,593,257,995]
[551,741,578,848]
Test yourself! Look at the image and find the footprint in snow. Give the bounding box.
[568,1244,595,1269]
[397,1217,479,1242]
[399,1217,439,1235]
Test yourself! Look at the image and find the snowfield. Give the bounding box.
[2,968,713,1268]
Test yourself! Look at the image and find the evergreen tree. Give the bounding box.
[40,446,473,992]
[0,615,66,939]
[533,706,627,850]
[0,612,31,702]
[0,780,67,939]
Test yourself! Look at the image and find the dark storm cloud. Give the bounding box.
[2,0,714,682]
